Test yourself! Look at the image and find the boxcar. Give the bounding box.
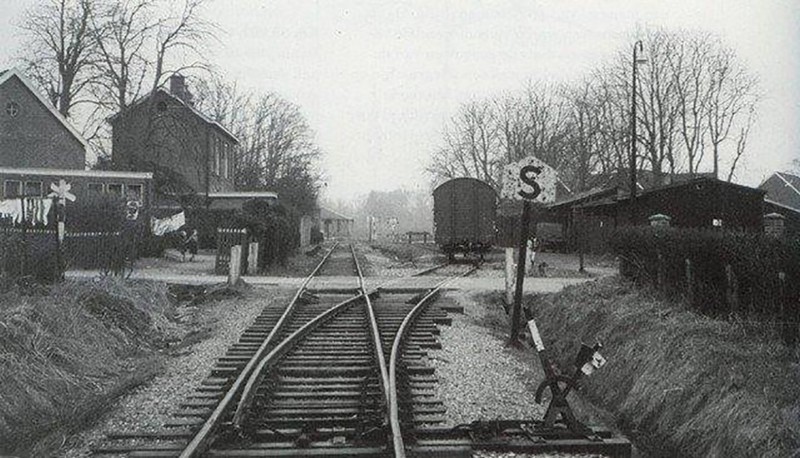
[433,177,497,260]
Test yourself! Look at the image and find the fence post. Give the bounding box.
[725,264,739,315]
[685,258,694,306]
[248,242,259,275]
[778,271,795,347]
[229,245,242,286]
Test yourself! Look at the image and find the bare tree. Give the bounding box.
[427,99,501,188]
[669,32,713,174]
[705,46,760,179]
[563,80,606,192]
[89,0,158,111]
[18,0,97,117]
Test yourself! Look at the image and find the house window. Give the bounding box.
[88,183,104,194]
[107,183,123,196]
[4,180,21,199]
[125,184,143,201]
[5,101,20,117]
[24,181,42,197]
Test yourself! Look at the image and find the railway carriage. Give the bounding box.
[433,177,497,260]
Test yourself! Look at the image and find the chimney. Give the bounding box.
[169,74,193,105]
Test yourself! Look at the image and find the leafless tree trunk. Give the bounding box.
[706,46,760,179]
[18,0,97,117]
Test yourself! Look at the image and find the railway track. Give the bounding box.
[94,242,473,457]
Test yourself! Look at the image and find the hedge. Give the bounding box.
[609,227,800,344]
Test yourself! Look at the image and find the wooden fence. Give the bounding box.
[0,227,128,280]
[621,254,797,346]
[215,228,249,275]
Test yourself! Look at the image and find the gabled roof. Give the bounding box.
[548,186,618,210]
[760,171,800,211]
[320,207,353,221]
[0,68,89,149]
[108,87,239,143]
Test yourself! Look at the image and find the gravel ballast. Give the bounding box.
[57,285,293,458]
[430,289,612,458]
[430,290,546,425]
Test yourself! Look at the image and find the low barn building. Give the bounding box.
[320,207,353,238]
[548,177,767,252]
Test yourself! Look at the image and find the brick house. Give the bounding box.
[109,75,238,198]
[1,68,86,169]
[0,68,151,207]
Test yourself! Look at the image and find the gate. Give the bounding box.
[215,227,249,275]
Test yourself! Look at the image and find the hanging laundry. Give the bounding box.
[0,199,23,224]
[0,198,53,226]
[31,198,53,225]
[151,211,186,236]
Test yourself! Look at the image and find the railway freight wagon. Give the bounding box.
[433,177,497,260]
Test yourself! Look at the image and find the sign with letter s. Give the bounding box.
[501,156,558,203]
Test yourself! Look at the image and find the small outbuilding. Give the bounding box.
[319,207,353,239]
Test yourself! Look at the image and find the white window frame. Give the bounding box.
[24,181,42,197]
[107,183,123,196]
[4,180,21,199]
[125,184,143,201]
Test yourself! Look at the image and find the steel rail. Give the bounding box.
[388,267,477,457]
[230,291,372,429]
[231,243,366,428]
[178,242,342,458]
[351,244,391,414]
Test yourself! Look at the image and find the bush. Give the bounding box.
[235,201,299,268]
[609,227,800,341]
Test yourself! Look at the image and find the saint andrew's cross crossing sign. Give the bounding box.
[48,179,76,202]
[501,156,558,204]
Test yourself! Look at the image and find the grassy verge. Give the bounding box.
[0,278,181,456]
[499,276,799,457]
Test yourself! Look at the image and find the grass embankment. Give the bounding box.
[518,276,799,457]
[0,278,181,456]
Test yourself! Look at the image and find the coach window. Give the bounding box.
[88,183,104,194]
[125,184,143,201]
[107,183,123,196]
[4,180,21,199]
[24,181,42,197]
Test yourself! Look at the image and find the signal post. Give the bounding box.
[500,156,557,344]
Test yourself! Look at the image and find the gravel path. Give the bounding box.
[56,286,293,458]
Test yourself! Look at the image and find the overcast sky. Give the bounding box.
[1,1,798,201]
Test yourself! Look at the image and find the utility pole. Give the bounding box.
[630,40,646,225]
